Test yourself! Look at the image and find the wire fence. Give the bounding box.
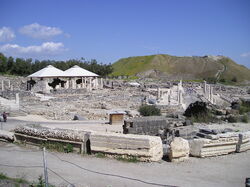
[0,148,177,187]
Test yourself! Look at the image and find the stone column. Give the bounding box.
[100,78,103,89]
[203,80,207,95]
[1,80,4,91]
[15,93,19,104]
[210,86,213,104]
[207,85,211,101]
[84,77,87,88]
[8,80,11,89]
[89,77,92,91]
[81,77,84,88]
[178,91,183,105]
[177,84,180,102]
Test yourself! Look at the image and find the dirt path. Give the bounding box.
[0,142,249,187]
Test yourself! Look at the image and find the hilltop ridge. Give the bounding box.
[111,54,250,82]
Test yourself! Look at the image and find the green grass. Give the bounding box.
[116,156,139,163]
[95,152,106,158]
[111,54,250,83]
[0,173,29,186]
[41,142,74,153]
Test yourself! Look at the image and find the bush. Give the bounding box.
[65,143,73,153]
[231,76,237,82]
[239,100,250,114]
[228,116,238,123]
[241,115,249,123]
[138,105,161,116]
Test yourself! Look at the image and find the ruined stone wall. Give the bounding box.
[13,125,163,162]
[0,90,32,100]
[124,116,174,135]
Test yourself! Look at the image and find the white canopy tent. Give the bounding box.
[64,65,99,77]
[28,65,65,78]
[63,65,100,89]
[27,65,102,92]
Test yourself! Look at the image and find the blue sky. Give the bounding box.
[0,0,250,67]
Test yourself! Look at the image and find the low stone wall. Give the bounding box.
[13,125,163,162]
[90,131,163,162]
[14,125,90,154]
[0,130,14,142]
[0,90,32,100]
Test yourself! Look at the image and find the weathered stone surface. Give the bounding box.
[0,130,14,141]
[14,124,89,142]
[90,132,163,162]
[189,136,238,157]
[168,137,189,162]
[236,131,250,153]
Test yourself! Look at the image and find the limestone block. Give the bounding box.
[236,132,250,153]
[168,137,189,162]
[0,130,14,141]
[189,136,238,157]
[90,132,163,162]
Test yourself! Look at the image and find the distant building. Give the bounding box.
[27,65,103,93]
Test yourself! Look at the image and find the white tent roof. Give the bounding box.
[64,65,99,77]
[28,65,65,78]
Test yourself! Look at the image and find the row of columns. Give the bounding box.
[203,81,214,104]
[156,80,184,106]
[65,77,103,90]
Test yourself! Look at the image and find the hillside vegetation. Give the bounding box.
[111,54,250,82]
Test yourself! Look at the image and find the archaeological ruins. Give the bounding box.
[0,73,250,163]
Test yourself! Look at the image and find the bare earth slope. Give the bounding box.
[112,54,250,82]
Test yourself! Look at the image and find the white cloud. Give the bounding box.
[19,23,63,39]
[0,42,67,57]
[240,52,250,58]
[0,27,15,42]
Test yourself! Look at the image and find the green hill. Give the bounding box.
[111,54,250,83]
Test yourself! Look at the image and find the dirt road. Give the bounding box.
[0,141,249,187]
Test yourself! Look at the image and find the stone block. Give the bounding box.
[90,132,163,162]
[236,132,250,153]
[189,136,238,157]
[0,130,14,141]
[168,137,189,162]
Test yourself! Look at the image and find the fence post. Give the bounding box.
[43,147,49,187]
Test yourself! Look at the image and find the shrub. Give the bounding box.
[231,76,237,82]
[239,100,250,114]
[65,143,73,153]
[95,153,106,158]
[138,105,161,116]
[241,115,249,123]
[228,115,238,123]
